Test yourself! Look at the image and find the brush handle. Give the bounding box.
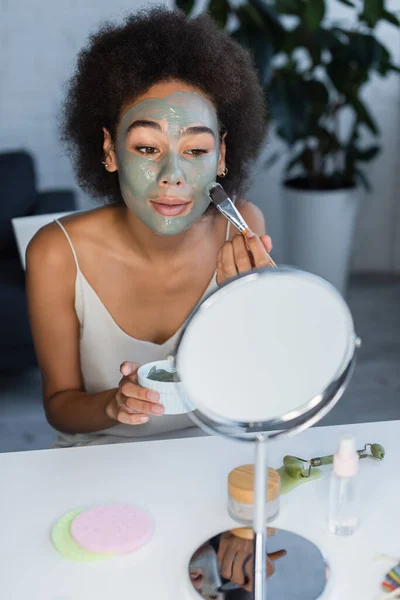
[215,195,277,267]
[267,255,277,268]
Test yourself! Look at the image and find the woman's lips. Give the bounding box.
[150,199,192,217]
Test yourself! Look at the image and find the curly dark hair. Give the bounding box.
[61,6,267,203]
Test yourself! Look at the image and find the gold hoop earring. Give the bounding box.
[219,167,228,178]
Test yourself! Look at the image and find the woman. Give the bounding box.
[26,7,273,447]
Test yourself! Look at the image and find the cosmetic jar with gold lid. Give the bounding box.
[228,465,280,525]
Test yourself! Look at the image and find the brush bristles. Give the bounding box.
[207,182,230,206]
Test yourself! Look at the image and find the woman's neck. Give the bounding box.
[114,204,219,263]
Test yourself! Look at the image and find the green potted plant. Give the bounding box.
[176,0,400,293]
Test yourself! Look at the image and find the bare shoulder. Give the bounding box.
[26,206,109,271]
[25,220,77,308]
[236,200,266,237]
[26,220,74,272]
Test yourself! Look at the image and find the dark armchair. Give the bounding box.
[0,150,76,373]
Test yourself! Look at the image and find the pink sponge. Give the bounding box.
[70,505,153,554]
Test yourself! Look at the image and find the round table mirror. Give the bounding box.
[175,268,360,599]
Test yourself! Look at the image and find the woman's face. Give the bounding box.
[105,81,226,236]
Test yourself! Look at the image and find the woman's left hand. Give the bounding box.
[216,230,274,286]
[217,532,287,591]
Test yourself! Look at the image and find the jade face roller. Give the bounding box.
[283,442,385,480]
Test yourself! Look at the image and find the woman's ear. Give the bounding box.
[102,127,118,172]
[217,131,227,177]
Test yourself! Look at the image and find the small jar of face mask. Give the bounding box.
[138,359,194,415]
[228,465,280,525]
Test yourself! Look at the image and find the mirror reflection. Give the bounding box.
[189,528,328,599]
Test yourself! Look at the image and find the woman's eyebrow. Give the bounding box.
[181,125,215,139]
[125,120,162,136]
[125,121,215,139]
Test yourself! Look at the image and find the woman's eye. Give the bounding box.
[135,146,159,155]
[185,149,208,158]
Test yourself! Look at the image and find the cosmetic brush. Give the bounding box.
[206,182,277,267]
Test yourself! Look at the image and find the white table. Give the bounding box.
[0,420,398,600]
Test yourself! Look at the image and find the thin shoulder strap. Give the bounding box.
[54,219,80,271]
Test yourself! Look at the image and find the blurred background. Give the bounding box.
[0,0,399,452]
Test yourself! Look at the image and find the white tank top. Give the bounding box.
[52,217,231,447]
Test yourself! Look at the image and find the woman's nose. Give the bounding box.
[158,153,185,187]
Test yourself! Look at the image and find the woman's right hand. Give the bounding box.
[105,361,165,425]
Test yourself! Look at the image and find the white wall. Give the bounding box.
[1,0,399,272]
[0,0,169,209]
[345,4,400,273]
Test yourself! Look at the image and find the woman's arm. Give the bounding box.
[25,224,118,433]
[25,224,162,434]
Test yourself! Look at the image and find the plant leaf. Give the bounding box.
[268,72,309,144]
[353,98,380,135]
[348,33,381,70]
[285,148,305,173]
[274,0,303,15]
[175,0,196,16]
[285,147,315,176]
[208,0,230,28]
[237,3,265,30]
[233,3,285,78]
[264,151,282,169]
[249,0,281,26]
[303,0,325,31]
[310,27,343,50]
[252,37,276,86]
[301,147,315,173]
[231,17,276,85]
[354,144,381,161]
[381,9,400,27]
[354,167,371,191]
[248,0,286,48]
[336,0,356,6]
[327,57,369,97]
[302,80,329,119]
[374,40,391,75]
[360,0,384,28]
[300,26,342,66]
[313,127,342,154]
[282,25,304,55]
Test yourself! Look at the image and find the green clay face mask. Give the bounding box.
[116,92,221,236]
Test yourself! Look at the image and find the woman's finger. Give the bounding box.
[121,380,159,403]
[268,549,287,561]
[116,409,150,425]
[220,542,241,581]
[217,533,231,566]
[245,231,273,268]
[120,361,140,377]
[232,235,252,273]
[260,235,273,253]
[218,242,237,282]
[125,396,165,416]
[123,371,139,385]
[267,557,276,578]
[231,548,251,586]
